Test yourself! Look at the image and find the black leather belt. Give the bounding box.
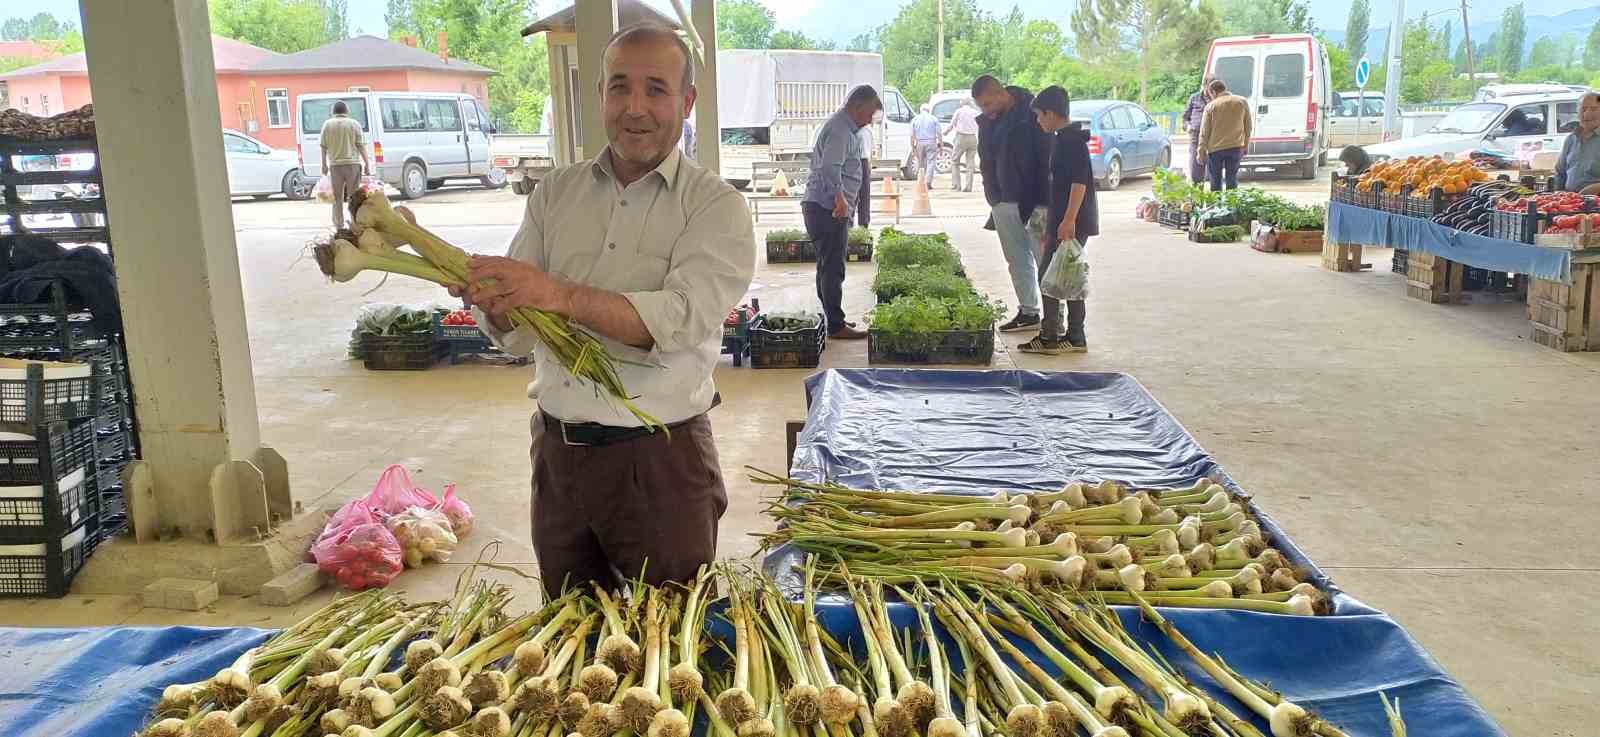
[542,411,692,447]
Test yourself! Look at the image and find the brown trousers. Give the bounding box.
[530,413,726,599]
[328,163,363,228]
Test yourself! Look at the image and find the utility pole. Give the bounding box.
[936,0,945,93]
[1383,0,1404,140]
[1460,0,1475,83]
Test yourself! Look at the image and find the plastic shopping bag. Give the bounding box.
[315,497,380,548]
[311,522,404,590]
[386,505,459,568]
[363,464,439,516]
[313,175,334,204]
[1041,238,1089,301]
[436,483,473,538]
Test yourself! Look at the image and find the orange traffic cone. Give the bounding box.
[910,175,932,217]
[875,175,897,216]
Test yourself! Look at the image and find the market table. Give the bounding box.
[1325,201,1600,349]
[773,369,1508,737]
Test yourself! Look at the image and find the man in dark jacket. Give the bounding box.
[973,75,1052,332]
[1182,79,1212,184]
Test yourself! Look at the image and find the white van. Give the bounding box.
[1204,34,1333,179]
[297,91,505,200]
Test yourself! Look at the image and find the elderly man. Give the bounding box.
[1556,93,1600,195]
[945,98,982,192]
[319,100,370,229]
[461,24,756,596]
[974,74,1052,332]
[911,103,942,190]
[803,85,882,340]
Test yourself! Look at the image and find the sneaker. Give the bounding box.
[1017,336,1064,355]
[1063,334,1088,353]
[998,311,1041,332]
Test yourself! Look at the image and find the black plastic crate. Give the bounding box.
[1391,249,1409,274]
[1403,188,1458,219]
[98,512,126,541]
[0,361,99,424]
[359,333,445,371]
[1490,207,1538,244]
[98,483,124,519]
[0,288,105,355]
[766,239,816,263]
[1156,204,1190,229]
[0,514,98,597]
[847,241,874,262]
[1376,185,1410,214]
[868,328,995,365]
[748,314,825,369]
[1,138,110,248]
[0,421,96,541]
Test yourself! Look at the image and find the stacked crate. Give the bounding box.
[1,131,138,594]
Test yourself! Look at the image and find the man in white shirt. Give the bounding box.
[459,24,756,596]
[945,98,981,192]
[319,100,369,229]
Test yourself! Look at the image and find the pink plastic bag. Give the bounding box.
[437,484,473,538]
[311,522,403,590]
[316,497,379,546]
[364,465,439,516]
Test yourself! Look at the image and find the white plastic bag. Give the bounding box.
[1041,238,1089,301]
[313,175,333,203]
[385,505,458,568]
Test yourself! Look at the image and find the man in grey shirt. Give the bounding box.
[1556,92,1600,194]
[460,25,755,596]
[803,85,881,339]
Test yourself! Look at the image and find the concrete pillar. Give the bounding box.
[79,0,285,542]
[574,0,619,160]
[691,0,720,174]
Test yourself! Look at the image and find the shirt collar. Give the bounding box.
[591,146,683,190]
[1580,125,1600,141]
[835,109,862,134]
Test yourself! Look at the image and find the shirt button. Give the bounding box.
[620,199,628,206]
[608,242,616,250]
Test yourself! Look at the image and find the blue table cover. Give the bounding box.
[772,369,1507,737]
[1328,200,1572,281]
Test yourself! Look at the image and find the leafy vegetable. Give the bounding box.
[876,227,962,271]
[872,266,974,301]
[1260,202,1325,231]
[765,228,808,243]
[760,312,821,331]
[1201,226,1243,241]
[868,293,1006,352]
[848,227,873,246]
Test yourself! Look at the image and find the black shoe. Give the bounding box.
[1063,333,1088,352]
[998,311,1041,332]
[1017,336,1064,355]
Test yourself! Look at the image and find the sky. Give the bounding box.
[9,0,1600,48]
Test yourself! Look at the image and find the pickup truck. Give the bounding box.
[491,134,555,195]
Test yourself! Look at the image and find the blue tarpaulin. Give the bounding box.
[1327,201,1571,281]
[775,369,1507,737]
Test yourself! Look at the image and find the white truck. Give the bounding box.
[491,134,554,195]
[716,49,914,190]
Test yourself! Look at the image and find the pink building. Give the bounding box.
[0,34,494,151]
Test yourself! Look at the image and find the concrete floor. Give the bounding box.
[3,168,1597,734]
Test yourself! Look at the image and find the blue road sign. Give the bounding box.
[1355,57,1372,89]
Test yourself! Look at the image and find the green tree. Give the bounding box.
[880,0,986,105]
[716,0,776,49]
[1,12,72,41]
[1345,0,1370,58]
[1526,35,1572,69]
[846,32,875,52]
[1586,21,1600,70]
[1499,3,1526,75]
[325,0,350,41]
[1071,0,1219,107]
[1454,35,1472,72]
[1216,0,1314,36]
[1441,21,1452,59]
[386,0,550,133]
[208,0,344,53]
[1398,19,1452,104]
[769,29,834,50]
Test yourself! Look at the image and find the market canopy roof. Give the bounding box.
[522,0,683,36]
[247,35,494,76]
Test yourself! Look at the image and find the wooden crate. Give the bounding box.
[1321,240,1369,272]
[1405,251,1465,304]
[1527,262,1600,351]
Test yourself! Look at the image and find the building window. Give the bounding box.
[348,86,371,93]
[21,96,28,113]
[265,88,290,128]
[40,95,48,115]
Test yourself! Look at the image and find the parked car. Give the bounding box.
[223,130,311,200]
[1328,92,1385,147]
[1069,100,1172,190]
[1473,83,1576,102]
[297,91,505,200]
[1359,92,1582,163]
[1204,33,1334,179]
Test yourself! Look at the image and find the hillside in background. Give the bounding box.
[1322,6,1600,62]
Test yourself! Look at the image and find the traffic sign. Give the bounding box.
[1355,57,1372,89]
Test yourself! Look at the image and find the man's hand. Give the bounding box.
[461,255,570,321]
[1057,219,1075,244]
[832,191,849,219]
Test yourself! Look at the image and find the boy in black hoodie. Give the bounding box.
[1019,85,1097,354]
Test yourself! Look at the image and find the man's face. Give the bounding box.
[848,103,878,128]
[1581,97,1600,129]
[1034,109,1067,133]
[601,39,696,170]
[976,88,1010,119]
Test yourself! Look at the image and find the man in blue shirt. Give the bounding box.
[804,85,881,339]
[1556,93,1600,195]
[911,104,942,190]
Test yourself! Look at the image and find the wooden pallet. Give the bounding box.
[1405,251,1465,304]
[1527,262,1600,351]
[1321,240,1370,272]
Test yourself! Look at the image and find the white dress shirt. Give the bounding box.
[478,147,756,427]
